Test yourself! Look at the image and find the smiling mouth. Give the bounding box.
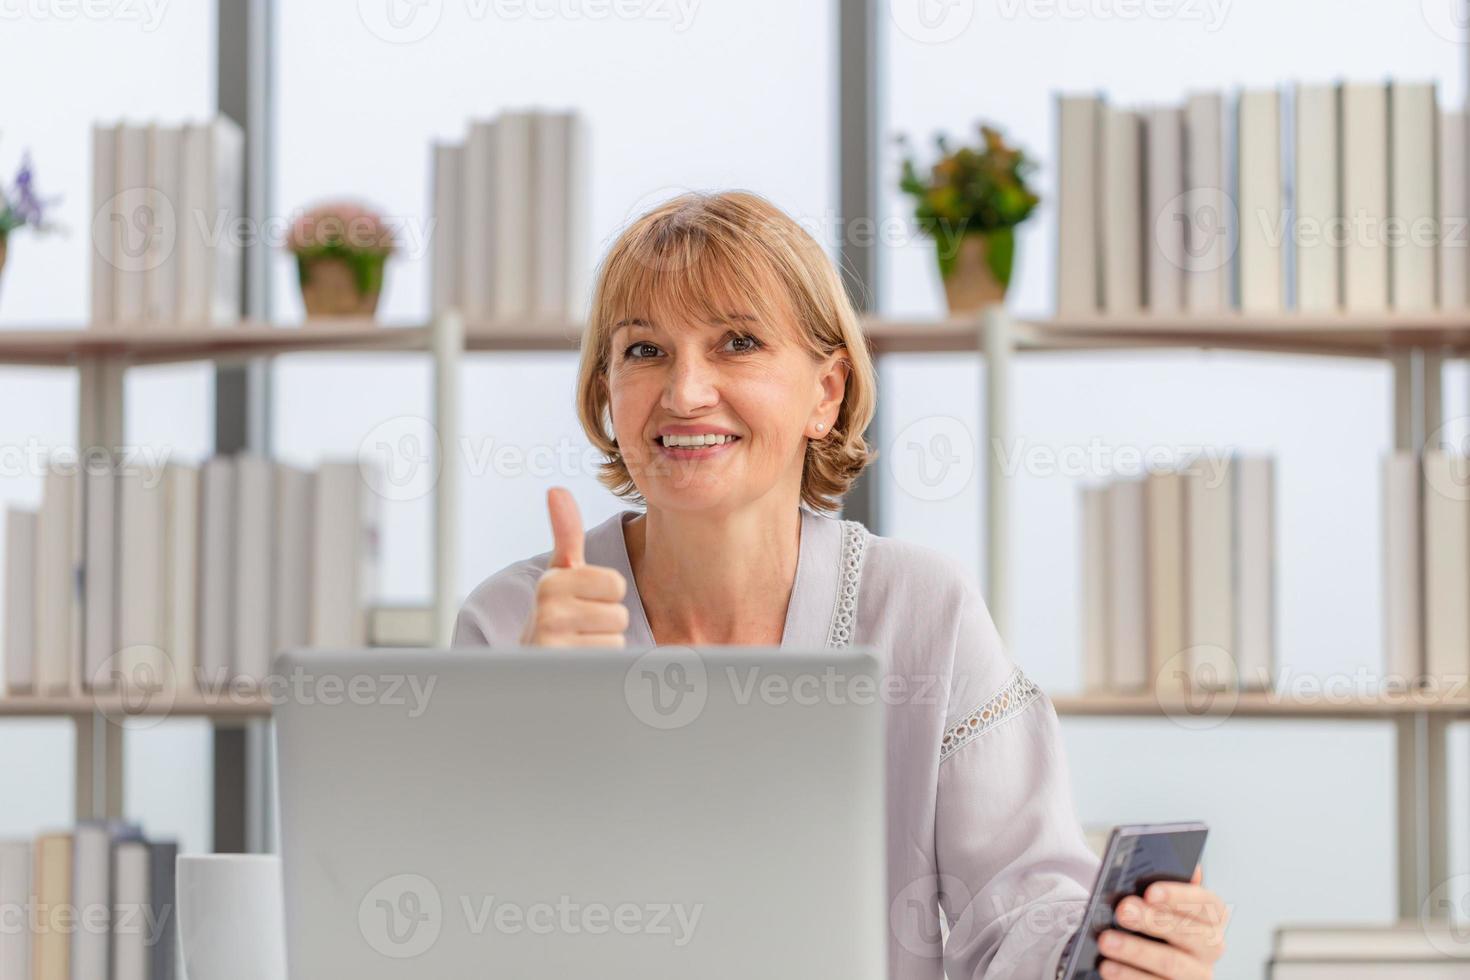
[654,434,741,454]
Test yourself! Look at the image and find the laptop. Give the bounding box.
[273,646,887,979]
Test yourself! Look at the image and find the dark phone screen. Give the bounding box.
[1061,826,1208,980]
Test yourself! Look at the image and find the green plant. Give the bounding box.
[287,201,395,296]
[898,124,1040,287]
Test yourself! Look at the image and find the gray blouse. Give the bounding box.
[452,505,1101,979]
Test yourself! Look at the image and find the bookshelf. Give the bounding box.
[0,306,1457,922]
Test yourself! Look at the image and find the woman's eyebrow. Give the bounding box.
[611,318,653,336]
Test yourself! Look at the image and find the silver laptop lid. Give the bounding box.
[274,646,886,980]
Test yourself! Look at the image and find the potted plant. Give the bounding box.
[287,201,396,318]
[899,124,1039,314]
[0,151,59,294]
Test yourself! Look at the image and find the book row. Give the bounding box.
[1057,81,1461,315]
[430,109,591,323]
[2,455,379,695]
[1079,457,1276,694]
[90,119,245,327]
[0,822,178,980]
[1384,450,1470,685]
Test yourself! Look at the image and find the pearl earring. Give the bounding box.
[815,422,825,432]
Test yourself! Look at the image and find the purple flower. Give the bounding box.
[0,150,60,237]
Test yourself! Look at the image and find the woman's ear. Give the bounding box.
[815,349,850,421]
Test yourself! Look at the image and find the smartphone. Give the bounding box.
[1058,822,1209,980]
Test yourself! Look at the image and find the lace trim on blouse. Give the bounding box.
[826,519,868,649]
[939,668,1041,762]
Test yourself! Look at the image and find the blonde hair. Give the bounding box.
[576,191,877,513]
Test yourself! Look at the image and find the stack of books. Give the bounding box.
[1056,81,1457,315]
[1384,450,1470,689]
[91,118,245,328]
[1078,456,1276,695]
[1269,923,1470,977]
[2,455,379,697]
[0,822,178,980]
[430,109,590,326]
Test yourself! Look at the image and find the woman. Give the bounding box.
[452,192,1229,979]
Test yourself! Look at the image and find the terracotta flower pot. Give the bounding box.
[296,252,386,318]
[939,230,1013,315]
[0,234,7,285]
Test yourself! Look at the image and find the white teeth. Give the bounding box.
[661,433,734,448]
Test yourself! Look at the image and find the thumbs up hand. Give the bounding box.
[518,487,630,647]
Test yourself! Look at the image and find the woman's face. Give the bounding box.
[605,301,847,516]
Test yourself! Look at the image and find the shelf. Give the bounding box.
[1051,690,1470,720]
[0,318,582,366]
[4,689,1469,721]
[3,310,1468,366]
[866,312,1470,358]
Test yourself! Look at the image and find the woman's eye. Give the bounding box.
[725,334,762,353]
[624,341,662,359]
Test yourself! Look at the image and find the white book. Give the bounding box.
[460,119,497,322]
[1145,107,1185,313]
[1080,486,1110,693]
[164,463,200,691]
[1274,922,1470,960]
[1294,84,1341,311]
[1390,83,1439,311]
[1183,460,1237,690]
[3,509,37,694]
[117,469,166,688]
[1439,109,1468,308]
[492,110,534,321]
[179,117,245,325]
[274,464,314,658]
[1106,480,1149,691]
[1056,94,1102,314]
[113,124,149,326]
[564,112,592,321]
[1100,108,1142,314]
[83,463,119,690]
[1383,451,1423,682]
[1422,451,1470,682]
[143,123,182,323]
[1236,90,1284,312]
[233,455,276,683]
[532,112,570,322]
[1233,457,1275,690]
[310,462,380,648]
[1341,83,1390,311]
[35,466,78,694]
[71,823,122,980]
[111,840,149,980]
[197,456,236,691]
[430,141,464,315]
[1145,472,1187,696]
[0,841,30,980]
[1184,93,1230,312]
[90,122,118,325]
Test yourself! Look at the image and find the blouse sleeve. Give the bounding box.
[933,581,1100,979]
[450,561,541,648]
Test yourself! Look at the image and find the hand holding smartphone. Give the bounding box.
[1057,822,1209,980]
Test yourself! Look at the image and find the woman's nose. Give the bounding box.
[661,357,719,416]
